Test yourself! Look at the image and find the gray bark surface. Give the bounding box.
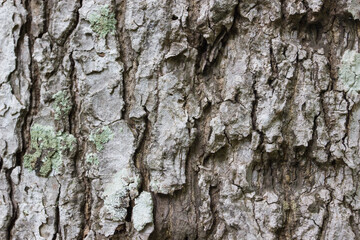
[1,0,360,239]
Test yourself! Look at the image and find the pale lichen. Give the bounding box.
[52,90,72,120]
[339,50,360,92]
[86,153,99,165]
[86,126,113,167]
[349,0,360,20]
[103,169,141,221]
[89,126,114,151]
[23,124,76,177]
[132,191,153,232]
[88,5,116,38]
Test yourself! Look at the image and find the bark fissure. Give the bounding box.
[5,169,17,240]
[52,178,62,240]
[6,0,34,238]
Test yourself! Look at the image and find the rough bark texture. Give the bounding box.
[1,0,360,239]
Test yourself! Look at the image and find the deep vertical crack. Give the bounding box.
[5,169,17,240]
[52,178,62,240]
[318,189,333,240]
[6,0,35,238]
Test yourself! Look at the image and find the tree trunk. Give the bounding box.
[1,0,360,239]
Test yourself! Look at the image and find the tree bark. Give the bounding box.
[1,0,360,239]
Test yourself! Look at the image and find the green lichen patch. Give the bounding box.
[86,153,99,165]
[23,124,76,177]
[52,90,72,120]
[88,5,116,38]
[89,126,114,151]
[339,50,360,92]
